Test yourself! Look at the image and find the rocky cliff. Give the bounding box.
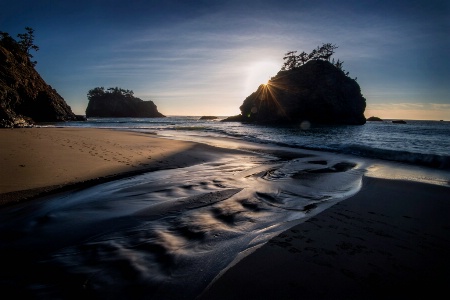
[0,44,79,128]
[85,87,165,118]
[224,60,366,125]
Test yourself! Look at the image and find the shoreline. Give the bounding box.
[199,176,450,299]
[0,127,249,206]
[1,127,450,299]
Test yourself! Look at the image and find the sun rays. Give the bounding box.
[247,80,288,119]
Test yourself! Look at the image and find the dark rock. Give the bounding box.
[222,114,245,122]
[392,120,406,124]
[199,116,218,120]
[74,115,87,121]
[367,116,383,121]
[85,90,165,118]
[0,44,79,128]
[227,60,366,125]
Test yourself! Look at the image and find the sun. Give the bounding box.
[244,61,280,96]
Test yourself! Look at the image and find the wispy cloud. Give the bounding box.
[9,0,447,116]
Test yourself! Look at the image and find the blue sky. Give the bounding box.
[2,0,449,119]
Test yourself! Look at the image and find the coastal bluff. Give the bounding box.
[85,87,165,118]
[0,44,79,128]
[224,60,366,125]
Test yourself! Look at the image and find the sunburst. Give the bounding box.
[248,80,288,119]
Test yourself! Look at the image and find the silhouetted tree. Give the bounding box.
[88,87,135,101]
[332,58,344,70]
[317,43,338,61]
[281,43,348,76]
[307,48,318,61]
[298,51,309,65]
[17,27,39,66]
[17,27,39,53]
[1,27,40,66]
[281,51,299,71]
[124,89,134,97]
[87,87,106,100]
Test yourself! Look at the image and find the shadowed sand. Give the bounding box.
[1,127,449,299]
[0,128,245,206]
[199,176,450,300]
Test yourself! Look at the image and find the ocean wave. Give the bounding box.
[59,118,450,170]
[259,140,450,170]
[204,129,450,170]
[336,144,450,170]
[203,131,450,170]
[172,126,209,131]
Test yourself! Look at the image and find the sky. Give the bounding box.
[1,0,449,120]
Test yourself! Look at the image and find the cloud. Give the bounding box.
[8,0,447,118]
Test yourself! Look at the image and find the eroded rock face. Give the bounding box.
[0,45,78,128]
[224,60,366,125]
[85,94,165,118]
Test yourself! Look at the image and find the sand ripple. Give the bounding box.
[0,152,364,299]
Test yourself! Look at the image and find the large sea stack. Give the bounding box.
[85,87,165,118]
[224,60,366,125]
[0,42,79,128]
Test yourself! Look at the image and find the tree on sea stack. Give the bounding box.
[87,87,134,100]
[222,43,366,125]
[281,43,339,71]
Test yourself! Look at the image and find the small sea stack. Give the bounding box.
[85,87,165,118]
[199,116,218,120]
[367,116,383,121]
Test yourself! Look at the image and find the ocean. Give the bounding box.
[1,117,449,299]
[58,116,450,170]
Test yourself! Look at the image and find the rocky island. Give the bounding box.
[0,28,80,128]
[199,116,218,120]
[223,44,366,125]
[367,116,383,121]
[85,87,165,118]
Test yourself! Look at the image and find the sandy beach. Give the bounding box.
[1,127,449,299]
[200,177,450,299]
[0,127,244,206]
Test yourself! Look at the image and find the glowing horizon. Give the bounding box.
[3,1,448,121]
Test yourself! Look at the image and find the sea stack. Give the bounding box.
[85,87,165,118]
[224,60,366,125]
[367,116,383,121]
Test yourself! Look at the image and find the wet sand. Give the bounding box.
[200,176,450,300]
[1,127,450,299]
[0,127,245,206]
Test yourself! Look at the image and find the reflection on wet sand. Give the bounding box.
[0,151,364,299]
